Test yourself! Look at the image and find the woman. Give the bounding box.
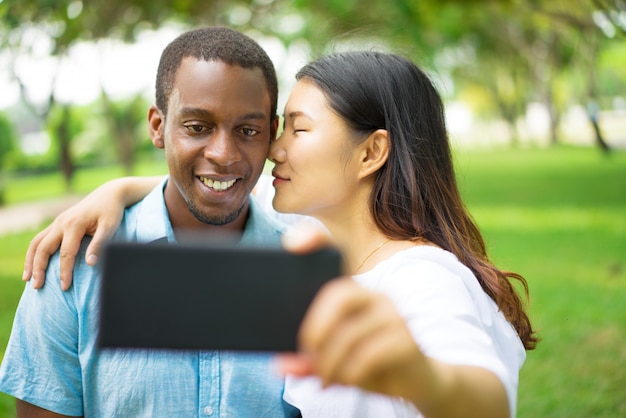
[23,51,537,417]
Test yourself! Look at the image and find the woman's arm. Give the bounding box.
[23,176,163,290]
[278,277,509,418]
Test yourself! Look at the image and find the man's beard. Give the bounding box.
[187,199,246,226]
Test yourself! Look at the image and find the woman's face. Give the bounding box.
[269,79,362,219]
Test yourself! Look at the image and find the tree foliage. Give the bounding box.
[283,0,624,147]
[0,0,624,162]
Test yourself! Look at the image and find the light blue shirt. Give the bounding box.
[0,179,300,417]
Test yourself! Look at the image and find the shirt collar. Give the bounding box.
[131,177,174,243]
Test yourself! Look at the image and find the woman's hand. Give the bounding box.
[23,176,162,290]
[23,190,123,290]
[278,225,428,399]
[278,228,509,417]
[280,277,432,398]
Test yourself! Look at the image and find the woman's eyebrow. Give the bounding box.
[283,110,313,120]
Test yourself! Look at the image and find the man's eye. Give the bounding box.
[240,127,259,136]
[185,124,206,133]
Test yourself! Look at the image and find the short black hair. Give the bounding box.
[155,27,278,119]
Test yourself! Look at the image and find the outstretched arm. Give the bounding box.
[286,278,509,418]
[275,227,510,418]
[23,176,163,290]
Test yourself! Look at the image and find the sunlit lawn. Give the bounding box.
[455,147,626,417]
[1,146,625,417]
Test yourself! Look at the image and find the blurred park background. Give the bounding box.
[0,0,625,416]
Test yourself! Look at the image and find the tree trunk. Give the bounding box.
[57,105,75,191]
[545,87,560,146]
[101,91,136,175]
[586,102,611,154]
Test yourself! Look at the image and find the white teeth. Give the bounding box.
[200,177,237,191]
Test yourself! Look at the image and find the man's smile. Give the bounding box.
[198,176,238,191]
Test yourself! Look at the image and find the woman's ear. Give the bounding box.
[358,129,389,179]
[148,105,165,149]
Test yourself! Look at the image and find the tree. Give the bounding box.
[0,0,257,178]
[46,103,85,191]
[0,112,17,205]
[285,0,624,149]
[100,93,148,175]
[1,0,623,156]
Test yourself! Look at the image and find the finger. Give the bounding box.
[58,230,84,291]
[338,330,394,388]
[274,353,315,377]
[336,316,417,391]
[23,227,50,281]
[299,279,370,353]
[314,296,389,386]
[30,229,64,289]
[85,220,117,266]
[281,222,335,254]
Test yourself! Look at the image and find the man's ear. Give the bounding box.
[270,115,279,143]
[358,129,389,179]
[148,105,165,149]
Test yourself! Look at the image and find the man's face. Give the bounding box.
[149,57,276,231]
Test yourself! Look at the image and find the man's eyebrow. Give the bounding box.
[240,111,269,121]
[179,107,268,121]
[180,107,212,118]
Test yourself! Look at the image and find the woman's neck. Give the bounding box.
[308,182,402,274]
[317,207,390,274]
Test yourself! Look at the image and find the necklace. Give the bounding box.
[355,239,391,274]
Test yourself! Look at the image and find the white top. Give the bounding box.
[255,174,526,418]
[283,246,526,417]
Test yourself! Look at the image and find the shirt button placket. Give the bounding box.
[199,351,220,417]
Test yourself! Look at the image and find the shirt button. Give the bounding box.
[203,406,214,415]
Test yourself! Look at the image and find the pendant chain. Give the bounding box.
[355,239,391,274]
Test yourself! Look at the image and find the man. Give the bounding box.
[0,27,301,417]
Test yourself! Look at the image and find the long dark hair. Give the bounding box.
[297,51,538,350]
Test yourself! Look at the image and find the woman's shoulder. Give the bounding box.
[360,245,492,314]
[372,245,468,281]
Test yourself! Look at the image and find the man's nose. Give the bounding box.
[203,130,243,166]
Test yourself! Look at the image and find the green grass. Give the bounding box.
[3,157,169,205]
[0,146,625,416]
[454,146,626,417]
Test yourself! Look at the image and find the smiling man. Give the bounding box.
[0,27,301,417]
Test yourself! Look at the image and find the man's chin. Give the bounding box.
[189,202,246,227]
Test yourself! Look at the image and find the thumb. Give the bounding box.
[281,222,334,254]
[85,227,114,266]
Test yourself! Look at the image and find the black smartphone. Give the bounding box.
[97,239,342,352]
